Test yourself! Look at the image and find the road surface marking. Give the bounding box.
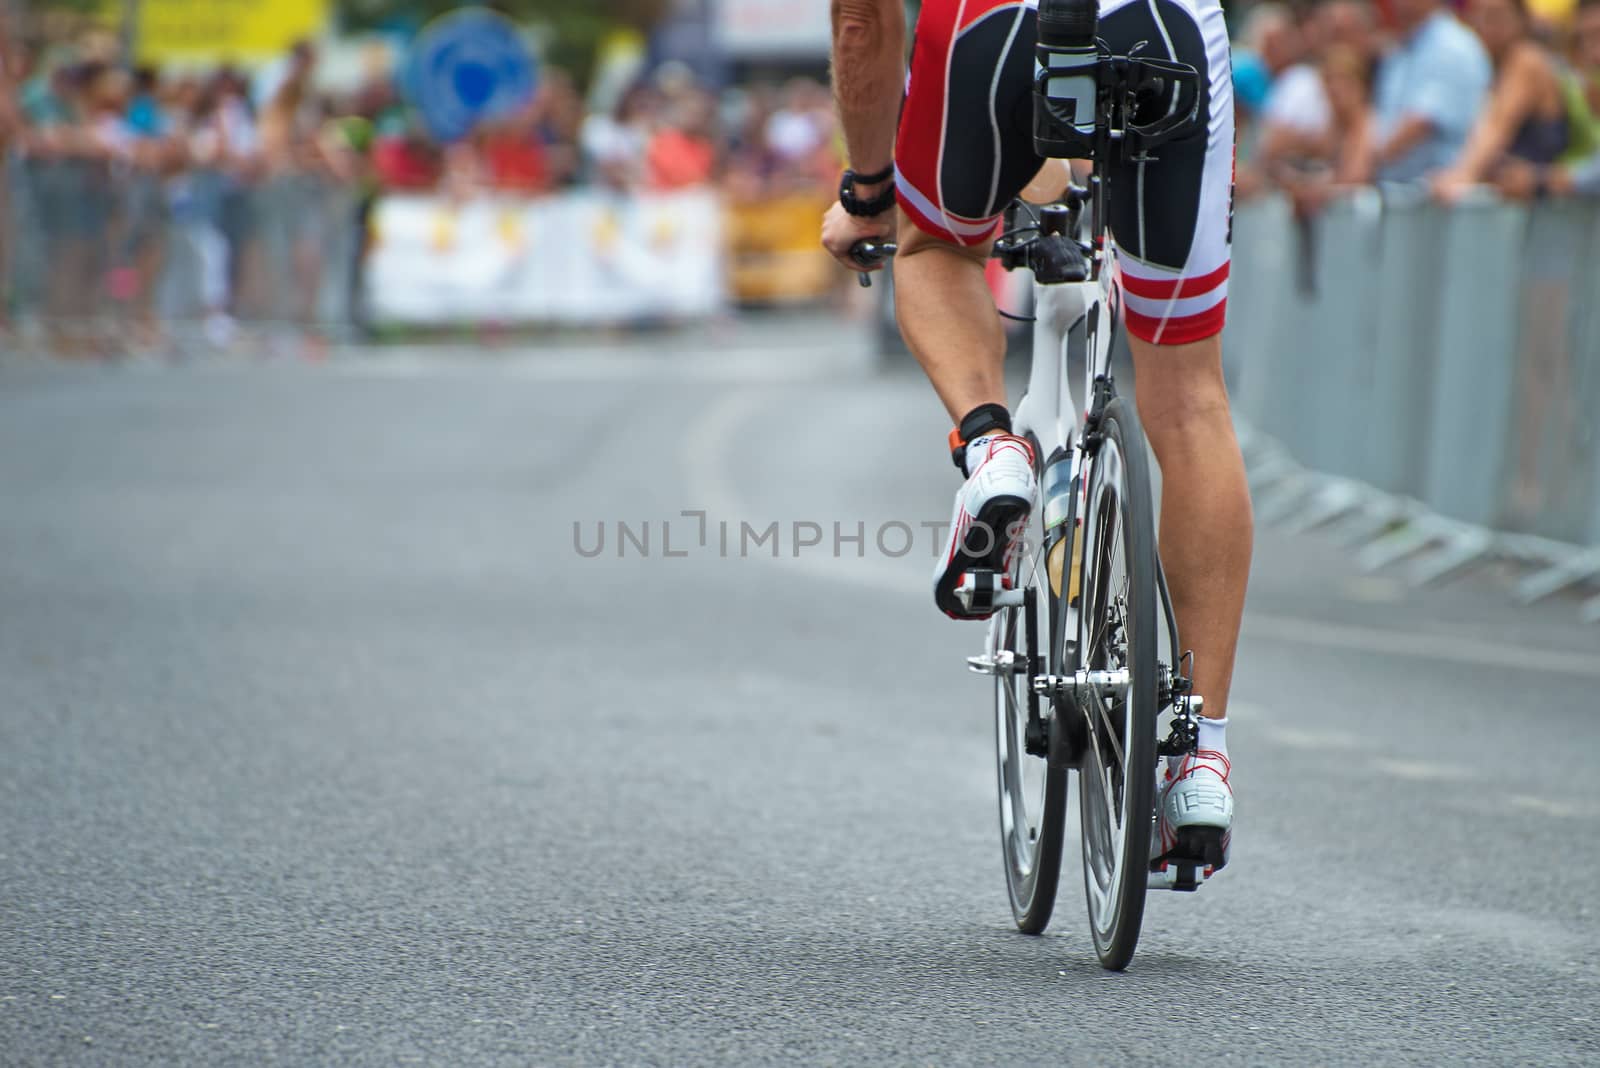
[326,347,875,383]
[1507,794,1593,820]
[1371,757,1473,783]
[686,389,1600,681]
[1241,612,1600,680]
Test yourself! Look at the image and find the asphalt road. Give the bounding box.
[2,318,1598,1066]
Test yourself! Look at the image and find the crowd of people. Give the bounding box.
[1235,0,1600,209]
[0,26,846,345]
[2,0,1600,346]
[0,34,847,204]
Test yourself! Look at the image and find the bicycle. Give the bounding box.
[851,0,1211,970]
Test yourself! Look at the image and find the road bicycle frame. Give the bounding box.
[1009,191,1117,665]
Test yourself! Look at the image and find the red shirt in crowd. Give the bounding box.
[483,134,549,192]
[373,136,440,190]
[646,129,715,190]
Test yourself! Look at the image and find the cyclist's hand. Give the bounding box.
[821,202,897,272]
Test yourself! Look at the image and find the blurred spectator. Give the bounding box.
[125,66,164,138]
[1236,3,1338,194]
[257,40,317,174]
[21,58,74,140]
[1498,0,1600,195]
[1370,0,1493,183]
[1256,5,1333,157]
[647,89,717,190]
[372,111,441,191]
[1232,48,1272,129]
[534,69,583,189]
[1260,0,1378,177]
[765,78,833,171]
[0,23,861,347]
[0,31,24,334]
[211,67,259,178]
[1432,0,1573,199]
[1313,0,1381,69]
[1275,44,1377,213]
[111,67,169,339]
[440,139,483,200]
[1569,0,1600,156]
[581,84,654,191]
[481,102,553,193]
[724,85,782,200]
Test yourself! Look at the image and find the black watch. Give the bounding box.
[839,166,897,217]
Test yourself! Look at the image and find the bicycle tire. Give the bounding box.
[994,492,1068,934]
[1073,395,1160,970]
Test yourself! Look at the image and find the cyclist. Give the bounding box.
[822,0,1249,872]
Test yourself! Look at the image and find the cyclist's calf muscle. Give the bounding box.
[1129,332,1251,721]
[892,210,1007,422]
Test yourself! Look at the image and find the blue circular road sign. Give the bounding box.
[404,9,537,143]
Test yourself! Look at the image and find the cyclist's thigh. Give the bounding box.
[897,0,1044,251]
[1099,0,1234,346]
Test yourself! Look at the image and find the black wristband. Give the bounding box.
[847,164,894,185]
[839,169,897,217]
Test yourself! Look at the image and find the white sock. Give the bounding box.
[965,434,1000,476]
[1168,716,1227,777]
[1196,715,1228,758]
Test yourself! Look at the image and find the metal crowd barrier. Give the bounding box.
[1227,189,1600,620]
[2,155,362,355]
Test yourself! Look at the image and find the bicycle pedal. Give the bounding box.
[954,570,1028,614]
[1147,859,1215,892]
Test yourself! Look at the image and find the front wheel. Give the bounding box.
[1074,396,1160,970]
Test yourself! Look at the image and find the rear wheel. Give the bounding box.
[1074,396,1160,970]
[994,498,1067,934]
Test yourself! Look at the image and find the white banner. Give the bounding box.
[365,190,725,325]
[712,0,832,58]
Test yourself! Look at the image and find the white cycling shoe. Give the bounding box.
[1152,749,1233,875]
[933,433,1037,619]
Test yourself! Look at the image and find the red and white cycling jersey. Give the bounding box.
[894,0,1235,345]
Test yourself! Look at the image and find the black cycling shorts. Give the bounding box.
[894,0,1235,343]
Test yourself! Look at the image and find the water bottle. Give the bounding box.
[1041,459,1083,602]
[1033,0,1100,159]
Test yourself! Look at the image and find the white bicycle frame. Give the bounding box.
[1013,252,1116,470]
[1008,231,1119,652]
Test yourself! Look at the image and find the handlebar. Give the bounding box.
[849,240,899,288]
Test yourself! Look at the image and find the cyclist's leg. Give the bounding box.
[893,219,1003,422]
[892,0,1041,423]
[1101,0,1249,719]
[1130,334,1252,719]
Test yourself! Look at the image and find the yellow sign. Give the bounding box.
[1528,0,1576,26]
[107,0,330,66]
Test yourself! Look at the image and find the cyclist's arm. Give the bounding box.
[831,0,905,195]
[821,0,906,268]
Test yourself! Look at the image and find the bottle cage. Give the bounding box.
[1034,49,1205,160]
